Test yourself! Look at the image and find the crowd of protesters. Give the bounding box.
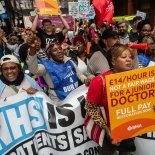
[0,7,155,155]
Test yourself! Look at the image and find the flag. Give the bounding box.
[92,0,114,26]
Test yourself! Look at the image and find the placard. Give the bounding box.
[35,0,59,15]
[68,2,79,18]
[106,67,155,143]
[78,1,90,17]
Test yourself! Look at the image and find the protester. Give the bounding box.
[85,43,136,155]
[89,23,97,38]
[7,36,20,45]
[110,21,117,31]
[27,37,90,104]
[0,28,12,58]
[99,22,108,36]
[117,20,130,44]
[146,35,155,66]
[0,55,42,99]
[138,34,155,67]
[19,33,48,90]
[137,19,152,43]
[87,28,119,75]
[4,35,23,59]
[6,28,33,60]
[129,16,142,42]
[89,31,103,57]
[136,20,153,67]
[71,36,89,74]
[31,8,70,48]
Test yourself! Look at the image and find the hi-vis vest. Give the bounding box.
[43,59,79,100]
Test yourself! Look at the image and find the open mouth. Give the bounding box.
[57,54,64,59]
[126,64,132,67]
[7,75,16,81]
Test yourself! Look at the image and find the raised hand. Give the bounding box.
[34,8,40,15]
[27,34,37,48]
[27,34,38,56]
[23,87,38,94]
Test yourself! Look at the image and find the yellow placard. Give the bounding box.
[106,67,155,143]
[113,15,135,22]
[35,0,59,15]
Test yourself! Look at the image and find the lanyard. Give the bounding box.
[10,85,19,93]
[3,49,5,56]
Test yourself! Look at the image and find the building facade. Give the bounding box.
[113,0,155,26]
[1,0,155,34]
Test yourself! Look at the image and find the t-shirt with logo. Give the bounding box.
[37,28,65,48]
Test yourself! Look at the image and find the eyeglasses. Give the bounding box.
[141,29,151,32]
[75,41,83,46]
[2,66,18,71]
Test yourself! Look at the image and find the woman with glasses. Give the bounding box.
[85,43,136,155]
[27,35,90,105]
[0,55,42,99]
[136,20,152,68]
[142,35,155,67]
[137,19,152,44]
[137,33,155,68]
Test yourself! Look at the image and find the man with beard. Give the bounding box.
[117,20,130,44]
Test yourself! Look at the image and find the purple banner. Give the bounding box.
[31,15,74,29]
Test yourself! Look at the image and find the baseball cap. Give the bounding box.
[102,28,118,39]
[0,55,20,66]
[73,36,86,46]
